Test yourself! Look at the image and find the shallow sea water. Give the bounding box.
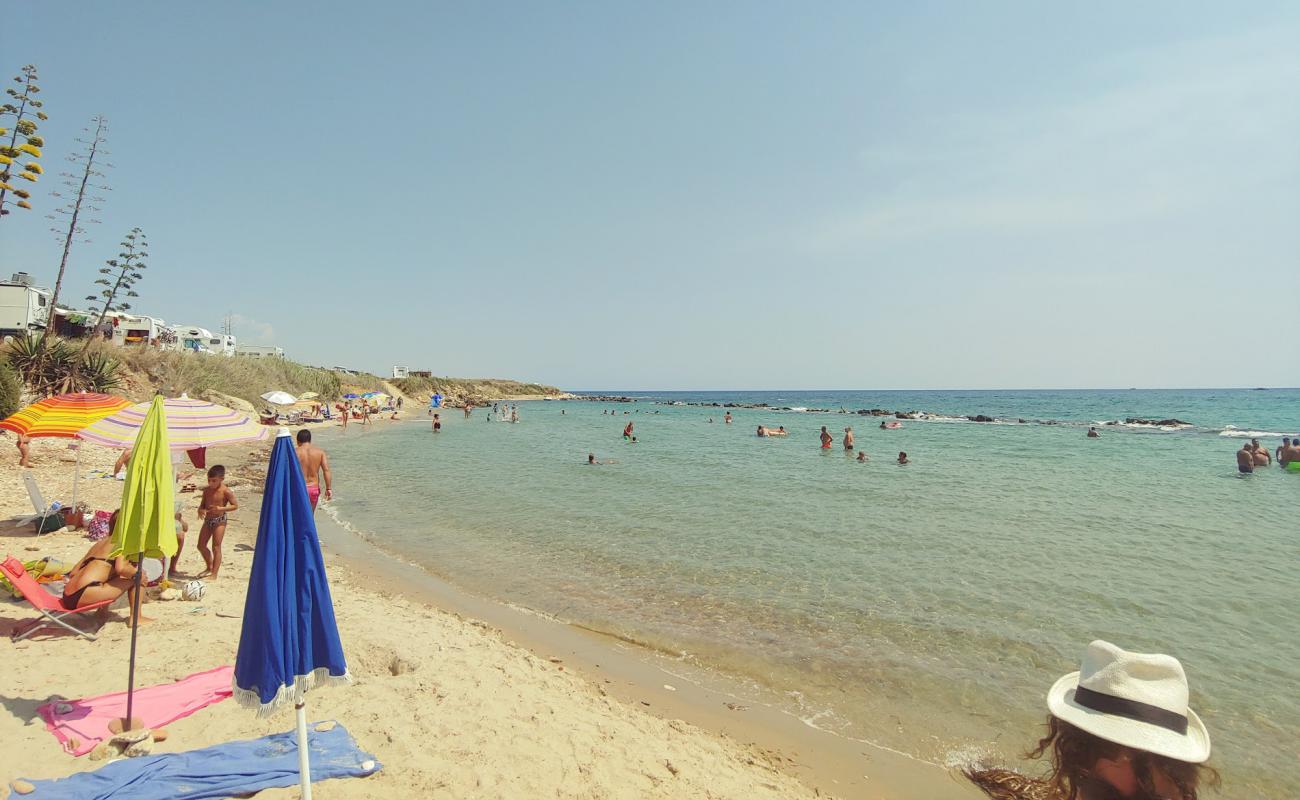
[329,390,1299,798]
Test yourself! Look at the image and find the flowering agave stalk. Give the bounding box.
[0,64,47,218]
[41,115,110,352]
[87,227,148,330]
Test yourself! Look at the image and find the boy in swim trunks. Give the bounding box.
[197,465,238,579]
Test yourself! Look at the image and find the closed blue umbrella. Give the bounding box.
[233,428,351,799]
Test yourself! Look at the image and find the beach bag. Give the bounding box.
[86,510,113,541]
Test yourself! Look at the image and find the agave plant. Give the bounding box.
[75,351,121,393]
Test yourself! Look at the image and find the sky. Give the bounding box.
[3,1,1298,390]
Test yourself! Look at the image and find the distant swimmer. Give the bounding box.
[757,425,768,437]
[1280,438,1299,467]
[772,426,787,436]
[880,421,887,429]
[897,451,910,465]
[587,453,615,465]
[511,405,519,423]
[624,422,634,440]
[857,451,867,462]
[464,404,472,419]
[724,411,732,424]
[1088,426,1100,438]
[820,426,833,449]
[1237,444,1255,474]
[1276,438,1288,463]
[432,413,441,433]
[843,427,854,451]
[629,436,638,444]
[1250,438,1271,467]
[708,418,714,424]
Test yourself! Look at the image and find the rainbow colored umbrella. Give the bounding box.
[78,395,270,451]
[1,393,133,505]
[0,392,132,438]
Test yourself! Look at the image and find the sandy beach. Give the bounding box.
[0,424,981,799]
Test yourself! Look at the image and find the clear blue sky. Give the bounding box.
[5,1,1298,389]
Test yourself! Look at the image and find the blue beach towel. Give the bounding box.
[22,723,380,800]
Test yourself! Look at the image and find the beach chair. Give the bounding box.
[18,472,61,535]
[2,556,112,641]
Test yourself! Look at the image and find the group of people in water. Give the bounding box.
[811,424,910,464]
[1237,436,1299,473]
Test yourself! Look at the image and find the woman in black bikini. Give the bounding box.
[61,516,144,622]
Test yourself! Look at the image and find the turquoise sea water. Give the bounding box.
[328,390,1299,798]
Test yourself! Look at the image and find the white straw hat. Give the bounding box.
[1047,640,1210,763]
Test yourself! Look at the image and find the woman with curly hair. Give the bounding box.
[967,640,1218,800]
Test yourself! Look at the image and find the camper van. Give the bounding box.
[0,272,52,338]
[110,314,166,346]
[173,325,216,354]
[237,344,285,359]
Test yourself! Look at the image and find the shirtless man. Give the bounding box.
[757,425,768,437]
[1236,444,1255,474]
[897,451,910,465]
[724,411,732,424]
[295,429,332,510]
[843,427,854,451]
[1250,438,1271,467]
[1087,427,1100,438]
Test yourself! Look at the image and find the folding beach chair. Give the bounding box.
[18,472,62,535]
[2,556,112,641]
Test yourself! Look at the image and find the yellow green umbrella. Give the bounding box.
[112,395,177,732]
[112,395,178,560]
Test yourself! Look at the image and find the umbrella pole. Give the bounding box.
[71,444,82,509]
[296,701,313,800]
[122,562,144,731]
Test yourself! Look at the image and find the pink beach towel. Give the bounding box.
[38,665,234,756]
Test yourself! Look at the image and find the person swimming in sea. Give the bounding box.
[724,411,732,424]
[757,425,768,437]
[624,421,634,440]
[820,426,833,449]
[843,427,854,451]
[1088,426,1100,438]
[1236,444,1254,474]
[897,451,909,465]
[856,451,867,462]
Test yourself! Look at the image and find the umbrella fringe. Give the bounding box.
[233,668,354,718]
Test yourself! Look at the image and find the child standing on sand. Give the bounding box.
[196,465,237,579]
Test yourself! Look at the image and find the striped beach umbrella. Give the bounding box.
[1,393,133,506]
[0,392,131,438]
[78,395,270,452]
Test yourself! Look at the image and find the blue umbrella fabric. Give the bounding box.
[234,428,350,714]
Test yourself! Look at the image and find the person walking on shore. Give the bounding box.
[819,426,833,449]
[965,640,1217,800]
[295,429,332,511]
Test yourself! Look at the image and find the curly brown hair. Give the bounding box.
[1028,716,1218,800]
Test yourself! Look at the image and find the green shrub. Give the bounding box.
[0,360,20,418]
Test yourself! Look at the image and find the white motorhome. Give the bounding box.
[0,272,52,338]
[110,314,166,346]
[236,344,285,359]
[392,366,409,379]
[173,325,216,354]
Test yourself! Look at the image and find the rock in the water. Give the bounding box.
[967,414,996,423]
